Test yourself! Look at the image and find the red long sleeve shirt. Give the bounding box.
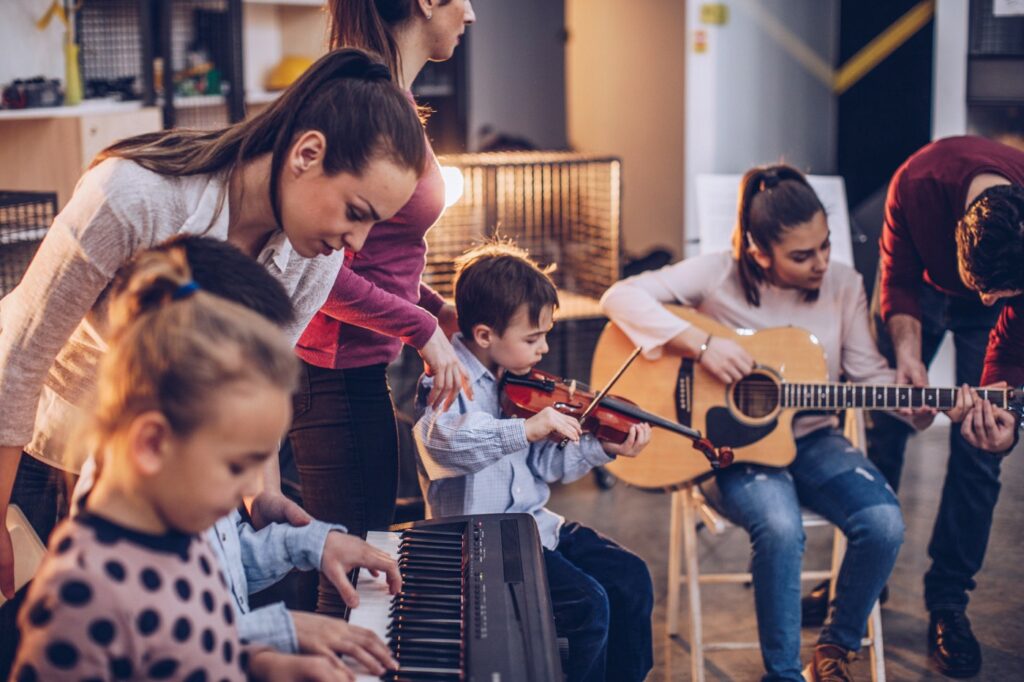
[878,136,1024,386]
[295,135,447,370]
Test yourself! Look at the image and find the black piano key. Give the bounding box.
[392,615,462,624]
[393,665,463,675]
[391,609,460,620]
[395,548,464,557]
[393,591,462,601]
[393,585,462,598]
[400,529,464,539]
[400,535,463,545]
[394,650,462,663]
[401,575,463,586]
[389,624,461,637]
[389,637,462,646]
[399,560,463,572]
[392,596,463,608]
[389,620,462,632]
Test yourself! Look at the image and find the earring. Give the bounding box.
[426,12,433,19]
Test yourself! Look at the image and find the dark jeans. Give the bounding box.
[867,279,1005,612]
[706,429,903,681]
[0,454,76,678]
[543,522,654,682]
[286,361,399,616]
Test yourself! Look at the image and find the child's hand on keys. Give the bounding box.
[321,532,402,608]
[601,422,653,458]
[291,611,399,676]
[525,406,584,444]
[249,650,356,682]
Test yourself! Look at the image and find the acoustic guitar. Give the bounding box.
[590,305,1023,490]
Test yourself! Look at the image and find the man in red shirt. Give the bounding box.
[870,136,1023,677]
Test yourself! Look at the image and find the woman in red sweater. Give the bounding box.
[287,0,476,616]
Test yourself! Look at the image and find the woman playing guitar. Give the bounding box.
[601,165,932,682]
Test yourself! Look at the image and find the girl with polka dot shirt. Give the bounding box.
[11,250,352,681]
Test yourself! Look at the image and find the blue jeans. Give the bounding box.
[0,454,76,678]
[543,522,654,682]
[867,280,1004,612]
[706,429,904,682]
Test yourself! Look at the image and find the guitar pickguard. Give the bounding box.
[705,407,778,448]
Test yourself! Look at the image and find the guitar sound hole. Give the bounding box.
[733,373,780,419]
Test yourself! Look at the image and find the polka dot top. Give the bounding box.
[12,511,253,681]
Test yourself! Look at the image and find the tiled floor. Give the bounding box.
[548,423,1024,681]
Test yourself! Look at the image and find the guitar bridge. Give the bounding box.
[676,359,694,426]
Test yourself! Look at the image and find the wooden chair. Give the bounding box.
[665,411,886,682]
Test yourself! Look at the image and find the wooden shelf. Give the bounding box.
[0,227,49,245]
[243,0,321,6]
[246,90,281,104]
[171,94,229,108]
[0,99,149,122]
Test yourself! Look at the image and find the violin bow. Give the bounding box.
[558,346,642,449]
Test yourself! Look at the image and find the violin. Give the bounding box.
[499,368,734,469]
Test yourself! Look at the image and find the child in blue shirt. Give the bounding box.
[413,242,655,682]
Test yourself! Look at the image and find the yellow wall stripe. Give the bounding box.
[833,0,935,95]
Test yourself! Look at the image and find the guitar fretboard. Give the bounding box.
[778,384,1008,411]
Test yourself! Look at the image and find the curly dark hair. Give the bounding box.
[956,184,1024,294]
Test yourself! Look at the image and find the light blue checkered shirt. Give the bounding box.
[207,511,346,653]
[413,335,613,550]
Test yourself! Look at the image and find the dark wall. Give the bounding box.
[838,1,935,291]
[837,1,934,210]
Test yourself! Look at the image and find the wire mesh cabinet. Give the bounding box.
[77,0,158,105]
[76,0,245,129]
[428,152,622,320]
[157,0,246,128]
[0,192,57,298]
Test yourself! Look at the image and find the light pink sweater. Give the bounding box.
[600,251,898,438]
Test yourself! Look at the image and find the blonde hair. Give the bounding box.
[91,245,299,449]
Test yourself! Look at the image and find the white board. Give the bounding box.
[694,174,854,267]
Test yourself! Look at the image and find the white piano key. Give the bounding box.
[346,532,402,681]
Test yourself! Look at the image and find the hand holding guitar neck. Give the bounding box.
[950,383,1019,453]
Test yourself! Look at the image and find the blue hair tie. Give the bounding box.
[172,281,200,300]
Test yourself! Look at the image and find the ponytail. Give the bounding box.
[329,0,411,82]
[328,0,454,87]
[731,164,825,306]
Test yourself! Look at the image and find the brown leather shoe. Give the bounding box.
[811,643,856,682]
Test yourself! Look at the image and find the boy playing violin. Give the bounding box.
[413,242,654,682]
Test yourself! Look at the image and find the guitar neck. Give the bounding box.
[780,383,1009,411]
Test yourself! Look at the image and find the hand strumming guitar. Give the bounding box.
[668,326,755,384]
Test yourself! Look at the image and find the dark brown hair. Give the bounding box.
[957,184,1024,295]
[453,241,559,338]
[96,247,299,444]
[94,48,427,229]
[731,164,826,306]
[111,235,295,328]
[328,0,452,82]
